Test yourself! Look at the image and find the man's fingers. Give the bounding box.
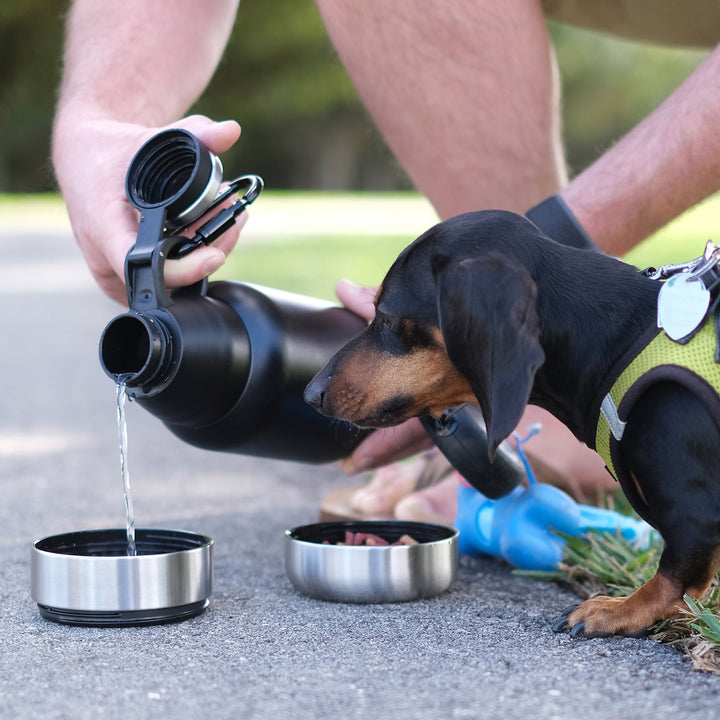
[161,246,226,289]
[335,279,378,321]
[181,116,241,154]
[341,419,433,475]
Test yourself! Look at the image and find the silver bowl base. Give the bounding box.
[31,528,213,627]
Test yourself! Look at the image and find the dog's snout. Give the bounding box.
[304,373,329,411]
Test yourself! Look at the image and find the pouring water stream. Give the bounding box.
[116,375,136,556]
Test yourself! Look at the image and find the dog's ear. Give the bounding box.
[433,252,545,459]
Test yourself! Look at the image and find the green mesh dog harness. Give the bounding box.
[592,317,720,483]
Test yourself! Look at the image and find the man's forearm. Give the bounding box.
[55,0,239,127]
[562,44,720,256]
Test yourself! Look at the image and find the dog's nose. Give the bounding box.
[304,374,328,411]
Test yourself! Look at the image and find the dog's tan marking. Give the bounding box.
[629,470,649,506]
[324,332,475,425]
[567,573,685,636]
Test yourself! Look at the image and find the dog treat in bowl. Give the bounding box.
[285,520,458,603]
[327,530,419,546]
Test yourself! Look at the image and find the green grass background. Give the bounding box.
[216,193,720,301]
[215,234,410,300]
[2,192,718,302]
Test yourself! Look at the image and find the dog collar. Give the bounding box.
[525,194,597,251]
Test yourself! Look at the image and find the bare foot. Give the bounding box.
[393,474,459,524]
[351,454,438,516]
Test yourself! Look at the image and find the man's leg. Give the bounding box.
[315,0,566,218]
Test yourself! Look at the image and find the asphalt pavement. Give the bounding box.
[1,207,719,720]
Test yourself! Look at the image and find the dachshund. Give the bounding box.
[304,209,720,639]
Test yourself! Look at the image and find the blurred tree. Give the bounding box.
[550,23,707,174]
[0,1,710,193]
[0,0,67,191]
[193,0,408,190]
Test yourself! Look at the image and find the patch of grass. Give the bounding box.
[651,586,720,674]
[212,192,720,301]
[624,193,720,269]
[553,529,662,598]
[521,529,720,674]
[686,589,720,644]
[214,233,412,301]
[3,191,719,298]
[0,193,71,228]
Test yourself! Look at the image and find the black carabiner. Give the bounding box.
[169,174,264,259]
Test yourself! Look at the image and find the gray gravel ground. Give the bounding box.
[1,227,719,720]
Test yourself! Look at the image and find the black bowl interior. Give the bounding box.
[34,529,211,557]
[288,520,456,546]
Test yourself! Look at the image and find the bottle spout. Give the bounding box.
[99,311,171,389]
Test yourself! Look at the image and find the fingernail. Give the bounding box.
[341,456,364,475]
[341,458,356,475]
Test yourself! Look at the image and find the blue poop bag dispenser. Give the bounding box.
[453,426,653,571]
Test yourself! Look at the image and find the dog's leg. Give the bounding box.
[555,551,720,639]
[555,383,720,638]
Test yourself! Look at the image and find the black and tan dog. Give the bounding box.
[304,209,720,639]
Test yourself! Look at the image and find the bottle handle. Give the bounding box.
[124,211,199,311]
[122,128,263,311]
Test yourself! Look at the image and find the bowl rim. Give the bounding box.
[285,519,459,548]
[32,527,214,558]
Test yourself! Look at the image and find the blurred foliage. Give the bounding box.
[195,0,406,190]
[550,22,707,174]
[0,0,68,191]
[0,0,709,192]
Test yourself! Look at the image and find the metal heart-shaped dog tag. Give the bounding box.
[657,273,711,342]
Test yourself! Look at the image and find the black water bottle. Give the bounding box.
[99,129,368,462]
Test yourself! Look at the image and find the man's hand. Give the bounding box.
[53,115,242,305]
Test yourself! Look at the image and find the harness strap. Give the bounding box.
[592,319,720,482]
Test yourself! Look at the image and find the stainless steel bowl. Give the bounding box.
[31,528,213,626]
[284,520,458,603]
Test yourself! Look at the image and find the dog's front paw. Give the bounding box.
[552,597,650,639]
